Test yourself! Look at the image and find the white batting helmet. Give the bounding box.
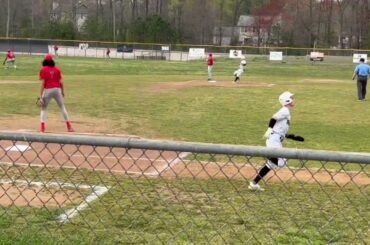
[241,59,247,65]
[279,91,294,106]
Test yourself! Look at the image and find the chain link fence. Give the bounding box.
[1,37,369,63]
[0,132,369,244]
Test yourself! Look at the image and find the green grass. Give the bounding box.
[0,55,369,152]
[0,55,369,243]
[0,165,368,244]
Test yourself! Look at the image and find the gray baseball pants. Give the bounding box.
[41,88,70,122]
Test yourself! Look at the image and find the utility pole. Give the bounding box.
[6,0,10,37]
[31,0,34,36]
[112,0,116,42]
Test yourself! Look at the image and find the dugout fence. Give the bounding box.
[0,37,369,63]
[0,131,368,244]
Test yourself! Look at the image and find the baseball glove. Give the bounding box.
[286,134,304,142]
[36,97,44,107]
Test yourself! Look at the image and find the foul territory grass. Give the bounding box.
[0,165,368,244]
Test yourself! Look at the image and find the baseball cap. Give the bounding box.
[44,54,53,61]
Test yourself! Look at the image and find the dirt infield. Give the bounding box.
[0,80,39,84]
[0,183,81,208]
[0,134,368,187]
[163,161,370,186]
[144,80,276,93]
[298,79,352,84]
[0,115,125,136]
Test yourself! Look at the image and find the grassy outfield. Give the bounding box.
[0,55,369,152]
[0,166,368,244]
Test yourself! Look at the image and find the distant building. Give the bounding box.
[75,3,88,31]
[237,0,285,46]
[237,15,257,45]
[50,1,88,31]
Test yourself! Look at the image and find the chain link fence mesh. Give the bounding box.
[0,132,369,244]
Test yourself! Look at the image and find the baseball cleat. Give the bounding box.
[248,182,264,191]
[67,128,75,132]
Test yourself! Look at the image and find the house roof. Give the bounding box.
[76,3,88,15]
[51,1,88,15]
[237,15,255,27]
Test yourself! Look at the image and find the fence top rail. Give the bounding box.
[1,131,370,164]
[1,37,370,52]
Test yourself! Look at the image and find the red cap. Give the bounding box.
[7,49,11,52]
[44,54,53,61]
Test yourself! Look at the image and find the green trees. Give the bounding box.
[127,15,179,43]
[41,21,76,40]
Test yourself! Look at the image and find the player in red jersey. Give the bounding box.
[106,47,111,59]
[207,53,214,81]
[53,45,59,57]
[3,50,16,69]
[38,54,74,133]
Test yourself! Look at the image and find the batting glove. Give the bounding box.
[263,127,273,139]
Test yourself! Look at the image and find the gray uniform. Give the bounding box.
[41,88,70,122]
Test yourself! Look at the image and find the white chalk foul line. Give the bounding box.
[144,152,190,176]
[0,178,110,225]
[68,153,168,162]
[57,185,109,224]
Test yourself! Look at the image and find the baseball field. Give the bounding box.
[0,55,369,243]
[1,55,370,151]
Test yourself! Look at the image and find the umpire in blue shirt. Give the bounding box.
[352,58,370,101]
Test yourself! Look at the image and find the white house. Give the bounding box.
[50,1,88,31]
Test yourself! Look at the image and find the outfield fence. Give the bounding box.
[0,37,369,63]
[0,132,369,244]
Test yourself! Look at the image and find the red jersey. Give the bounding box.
[7,52,15,59]
[39,66,62,89]
[207,56,213,66]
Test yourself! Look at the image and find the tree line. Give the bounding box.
[0,0,369,49]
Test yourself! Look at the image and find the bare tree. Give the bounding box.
[336,0,350,48]
[232,0,244,26]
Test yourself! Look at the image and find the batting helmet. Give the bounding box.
[279,91,294,106]
[44,54,53,61]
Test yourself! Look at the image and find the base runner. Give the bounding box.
[249,91,304,191]
[233,59,246,83]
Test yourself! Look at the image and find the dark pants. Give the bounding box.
[357,76,368,100]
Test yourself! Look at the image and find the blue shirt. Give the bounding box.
[354,63,370,76]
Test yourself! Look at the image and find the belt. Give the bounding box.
[271,132,285,142]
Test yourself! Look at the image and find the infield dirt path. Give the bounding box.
[0,131,368,187]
